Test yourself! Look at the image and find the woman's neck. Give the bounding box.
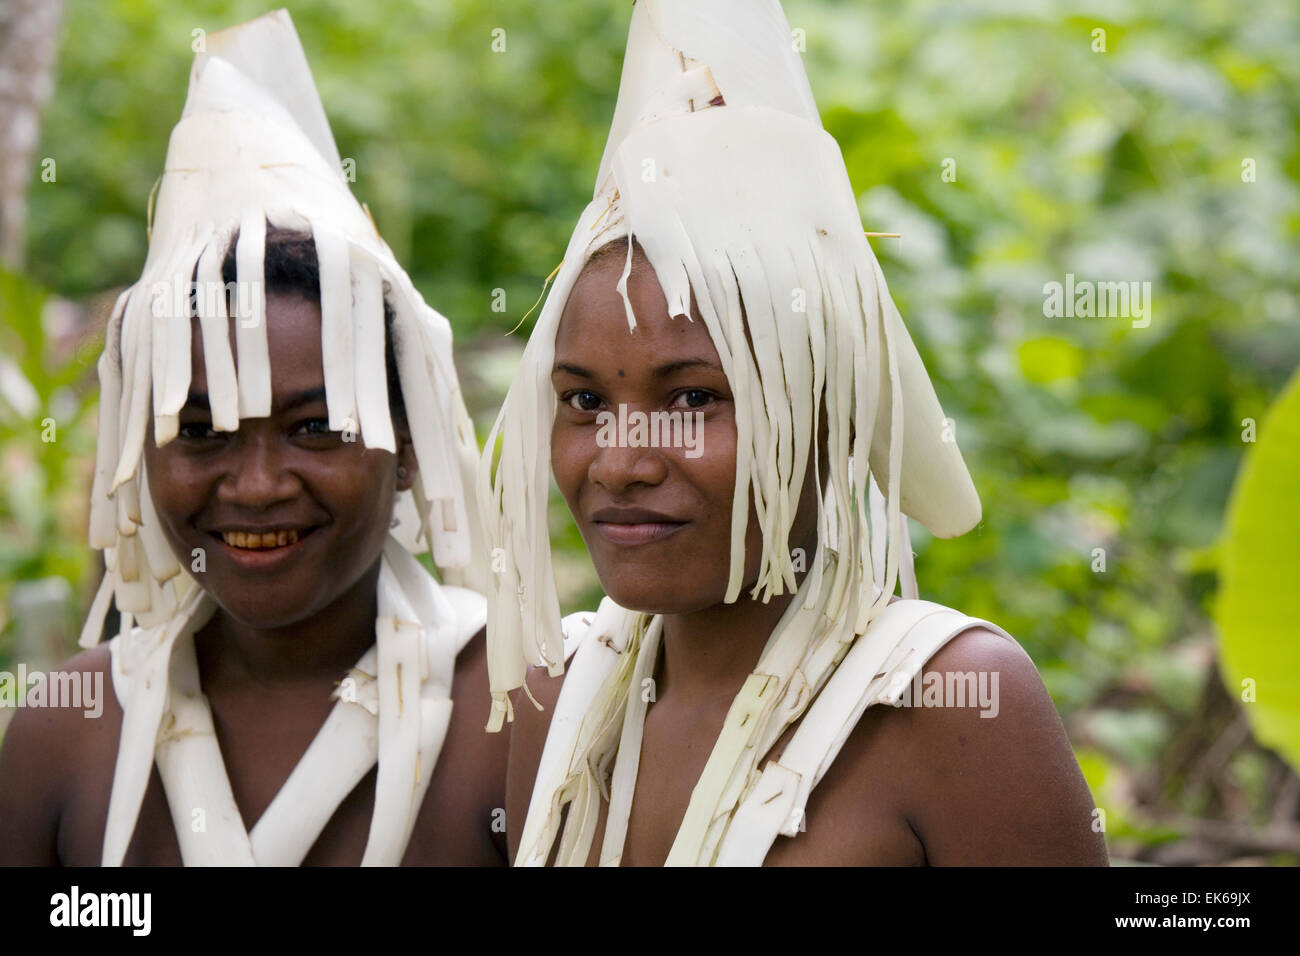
[655,587,801,706]
[655,526,819,707]
[194,559,382,691]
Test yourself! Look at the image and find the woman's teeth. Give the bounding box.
[221,529,301,549]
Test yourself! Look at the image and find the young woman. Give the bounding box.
[0,11,503,866]
[480,0,1109,866]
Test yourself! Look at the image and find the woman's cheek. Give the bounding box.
[706,416,764,585]
[327,460,393,532]
[143,449,193,519]
[550,426,586,501]
[695,414,738,505]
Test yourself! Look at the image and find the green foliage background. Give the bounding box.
[2,0,1298,863]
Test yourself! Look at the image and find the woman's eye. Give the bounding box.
[294,418,335,437]
[178,422,219,440]
[564,391,603,413]
[671,389,715,410]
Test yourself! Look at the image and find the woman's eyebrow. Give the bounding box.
[278,386,328,411]
[653,358,721,377]
[552,358,722,379]
[553,362,592,379]
[182,387,327,412]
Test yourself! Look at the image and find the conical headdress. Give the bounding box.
[82,9,485,646]
[479,0,981,732]
[86,10,491,869]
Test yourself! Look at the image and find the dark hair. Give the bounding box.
[585,235,650,274]
[209,225,407,423]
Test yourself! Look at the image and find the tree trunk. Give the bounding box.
[0,0,64,270]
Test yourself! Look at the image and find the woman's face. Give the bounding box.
[142,291,416,629]
[551,245,819,615]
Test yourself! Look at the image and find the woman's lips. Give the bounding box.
[220,529,300,549]
[208,526,320,570]
[592,520,687,546]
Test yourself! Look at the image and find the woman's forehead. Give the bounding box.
[556,256,719,365]
[185,292,326,397]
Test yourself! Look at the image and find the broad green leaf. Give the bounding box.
[1216,365,1300,772]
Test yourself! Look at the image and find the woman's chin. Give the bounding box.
[208,591,316,631]
[597,575,720,617]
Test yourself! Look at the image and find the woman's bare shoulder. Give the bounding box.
[0,642,121,864]
[0,642,120,752]
[822,625,1109,865]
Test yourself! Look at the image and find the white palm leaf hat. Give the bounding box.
[81,8,485,649]
[479,0,981,731]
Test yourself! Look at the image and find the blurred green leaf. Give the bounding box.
[1216,364,1300,772]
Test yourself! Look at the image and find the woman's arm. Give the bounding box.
[0,646,110,865]
[0,705,66,864]
[897,628,1110,865]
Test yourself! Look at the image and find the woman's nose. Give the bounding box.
[587,419,670,493]
[215,429,300,506]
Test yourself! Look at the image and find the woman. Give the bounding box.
[0,10,503,866]
[480,0,1108,866]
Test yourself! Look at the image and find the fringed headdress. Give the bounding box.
[481,0,983,865]
[83,9,487,866]
[82,8,485,649]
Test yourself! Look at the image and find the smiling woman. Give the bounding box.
[143,230,411,631]
[0,10,505,867]
[549,239,817,616]
[484,0,1109,867]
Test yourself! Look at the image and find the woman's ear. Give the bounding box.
[394,419,418,491]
